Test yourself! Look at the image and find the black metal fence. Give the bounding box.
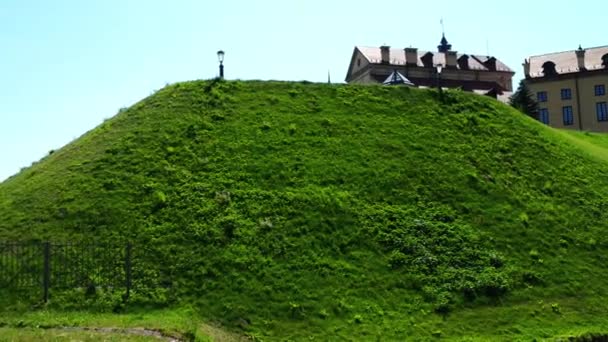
[0,242,138,303]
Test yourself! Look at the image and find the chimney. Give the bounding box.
[404,47,418,66]
[523,59,530,78]
[446,51,458,69]
[576,45,586,71]
[380,45,390,64]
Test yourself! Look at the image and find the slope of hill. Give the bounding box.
[560,130,608,163]
[2,80,608,340]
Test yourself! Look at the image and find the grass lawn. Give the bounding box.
[3,80,608,340]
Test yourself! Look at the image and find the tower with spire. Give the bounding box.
[438,34,452,53]
[437,19,451,52]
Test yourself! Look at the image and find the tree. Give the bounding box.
[509,80,539,120]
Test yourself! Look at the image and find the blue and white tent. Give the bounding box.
[382,70,415,86]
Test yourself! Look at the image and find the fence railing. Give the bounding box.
[0,242,139,303]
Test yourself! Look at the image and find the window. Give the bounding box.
[542,61,557,76]
[539,108,550,124]
[357,58,361,67]
[597,102,608,121]
[537,91,548,102]
[595,85,606,96]
[562,106,574,125]
[561,88,572,100]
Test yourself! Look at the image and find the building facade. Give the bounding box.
[523,45,608,132]
[345,35,515,100]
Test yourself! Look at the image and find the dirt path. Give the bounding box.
[0,325,185,342]
[64,326,183,341]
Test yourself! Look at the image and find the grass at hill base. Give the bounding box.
[0,328,159,341]
[2,80,608,340]
[0,307,247,341]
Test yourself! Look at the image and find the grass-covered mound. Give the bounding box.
[2,80,608,340]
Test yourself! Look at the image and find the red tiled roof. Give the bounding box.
[527,45,608,78]
[356,46,513,73]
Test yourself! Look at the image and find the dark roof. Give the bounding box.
[527,45,608,78]
[356,46,514,73]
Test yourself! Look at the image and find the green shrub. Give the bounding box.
[529,249,540,260]
[366,204,512,304]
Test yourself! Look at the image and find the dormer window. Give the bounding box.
[602,54,608,68]
[458,55,470,70]
[484,57,497,71]
[421,52,434,68]
[542,61,557,76]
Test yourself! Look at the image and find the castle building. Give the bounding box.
[345,35,515,100]
[523,45,608,132]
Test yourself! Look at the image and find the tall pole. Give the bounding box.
[124,242,132,302]
[437,73,442,93]
[43,242,50,303]
[436,65,443,100]
[436,70,441,91]
[217,50,225,79]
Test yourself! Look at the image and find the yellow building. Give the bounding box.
[345,35,515,100]
[523,45,608,131]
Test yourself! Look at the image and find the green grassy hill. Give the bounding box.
[2,80,608,340]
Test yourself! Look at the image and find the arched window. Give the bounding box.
[542,61,557,76]
[602,54,608,68]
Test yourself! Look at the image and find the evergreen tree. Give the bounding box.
[509,80,539,120]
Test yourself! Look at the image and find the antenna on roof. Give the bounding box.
[486,38,490,56]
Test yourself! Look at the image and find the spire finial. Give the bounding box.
[437,18,452,53]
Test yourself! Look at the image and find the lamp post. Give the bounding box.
[435,64,443,93]
[435,64,445,101]
[217,50,225,79]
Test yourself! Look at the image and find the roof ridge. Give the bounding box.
[356,46,500,58]
[528,45,608,58]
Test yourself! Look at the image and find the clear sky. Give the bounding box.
[1,0,606,181]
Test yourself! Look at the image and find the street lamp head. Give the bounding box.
[217,50,225,63]
[436,64,443,74]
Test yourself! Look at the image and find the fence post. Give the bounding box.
[43,242,50,303]
[124,242,132,302]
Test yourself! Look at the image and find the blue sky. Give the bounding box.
[1,0,606,181]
